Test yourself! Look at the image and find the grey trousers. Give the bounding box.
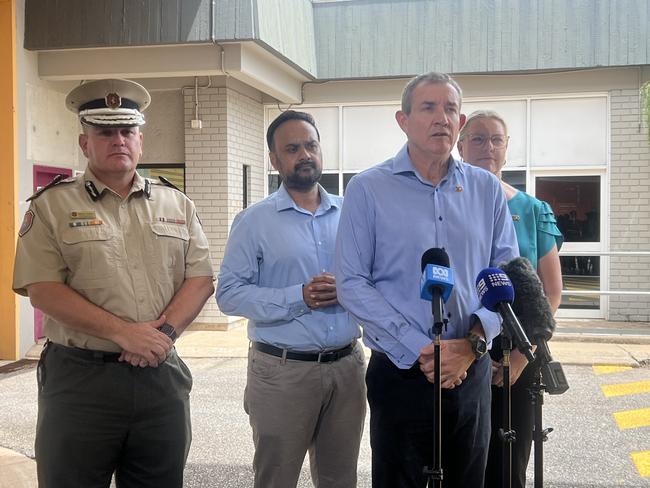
[35,342,192,488]
[244,342,367,488]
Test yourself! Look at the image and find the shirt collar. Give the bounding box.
[83,167,146,199]
[275,182,339,214]
[392,143,465,184]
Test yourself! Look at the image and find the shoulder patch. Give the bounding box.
[157,176,185,194]
[27,174,76,202]
[18,210,35,237]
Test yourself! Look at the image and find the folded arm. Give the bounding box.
[26,282,172,366]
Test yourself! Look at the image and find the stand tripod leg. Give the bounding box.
[532,369,544,488]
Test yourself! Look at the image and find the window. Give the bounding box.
[243,164,250,209]
[536,175,603,312]
[137,164,185,192]
[537,176,600,243]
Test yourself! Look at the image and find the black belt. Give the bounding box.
[252,341,355,363]
[49,342,122,363]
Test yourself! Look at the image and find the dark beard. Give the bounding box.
[283,161,322,191]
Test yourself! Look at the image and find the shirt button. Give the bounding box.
[138,297,144,303]
[329,326,333,331]
[318,241,322,245]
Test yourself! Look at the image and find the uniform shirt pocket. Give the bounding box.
[149,222,190,282]
[61,226,118,289]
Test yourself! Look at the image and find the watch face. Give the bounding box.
[468,333,487,358]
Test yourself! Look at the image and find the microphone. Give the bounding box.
[500,257,569,395]
[475,268,535,362]
[420,248,454,302]
[420,248,454,331]
[500,257,555,341]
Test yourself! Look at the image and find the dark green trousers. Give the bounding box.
[35,342,192,488]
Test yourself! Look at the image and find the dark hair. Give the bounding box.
[266,110,320,151]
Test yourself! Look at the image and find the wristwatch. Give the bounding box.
[157,323,178,343]
[465,332,487,360]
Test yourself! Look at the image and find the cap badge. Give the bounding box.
[105,92,122,109]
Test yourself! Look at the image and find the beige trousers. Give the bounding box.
[244,342,367,488]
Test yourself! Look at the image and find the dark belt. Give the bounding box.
[49,342,122,363]
[252,341,356,363]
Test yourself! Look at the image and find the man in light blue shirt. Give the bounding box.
[334,73,518,487]
[217,110,365,488]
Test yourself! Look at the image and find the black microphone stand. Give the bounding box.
[496,304,535,488]
[424,287,447,488]
[498,333,516,488]
[529,339,569,488]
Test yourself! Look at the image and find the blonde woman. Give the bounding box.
[458,110,563,488]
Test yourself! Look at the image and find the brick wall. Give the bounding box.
[184,85,264,325]
[608,89,650,321]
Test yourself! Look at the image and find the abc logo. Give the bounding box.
[431,266,449,279]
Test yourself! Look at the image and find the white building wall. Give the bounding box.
[608,88,650,321]
[15,0,84,356]
[184,83,264,326]
[141,89,185,164]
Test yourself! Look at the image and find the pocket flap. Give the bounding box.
[62,226,111,244]
[151,222,189,241]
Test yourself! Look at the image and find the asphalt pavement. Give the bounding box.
[1,319,649,488]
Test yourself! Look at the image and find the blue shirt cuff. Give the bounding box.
[386,326,432,369]
[287,283,310,317]
[473,308,501,344]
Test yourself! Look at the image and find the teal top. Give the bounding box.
[507,191,563,270]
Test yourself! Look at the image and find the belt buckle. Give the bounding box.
[318,351,336,363]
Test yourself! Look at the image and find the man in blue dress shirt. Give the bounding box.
[334,72,519,487]
[217,110,366,488]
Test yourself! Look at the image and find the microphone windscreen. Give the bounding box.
[500,257,556,341]
[421,248,450,272]
[475,268,515,313]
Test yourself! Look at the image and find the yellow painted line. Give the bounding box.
[631,451,650,477]
[614,407,650,430]
[593,365,633,375]
[601,380,650,398]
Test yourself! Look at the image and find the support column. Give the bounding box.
[184,81,264,329]
[0,0,19,360]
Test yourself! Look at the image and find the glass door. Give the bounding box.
[533,174,606,318]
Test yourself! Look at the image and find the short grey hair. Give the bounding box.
[458,110,509,141]
[401,72,463,115]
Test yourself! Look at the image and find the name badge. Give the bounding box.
[70,211,97,219]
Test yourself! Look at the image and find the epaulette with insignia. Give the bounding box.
[27,174,76,202]
[157,176,185,194]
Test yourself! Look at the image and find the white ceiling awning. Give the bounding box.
[38,41,309,103]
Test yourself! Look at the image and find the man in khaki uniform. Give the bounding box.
[13,78,214,488]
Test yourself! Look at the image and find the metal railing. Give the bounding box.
[558,250,650,296]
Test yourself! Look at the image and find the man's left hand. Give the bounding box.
[119,348,168,368]
[492,348,530,387]
[419,339,474,388]
[303,272,338,309]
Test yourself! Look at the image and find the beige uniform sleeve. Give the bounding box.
[13,202,68,296]
[183,201,214,279]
